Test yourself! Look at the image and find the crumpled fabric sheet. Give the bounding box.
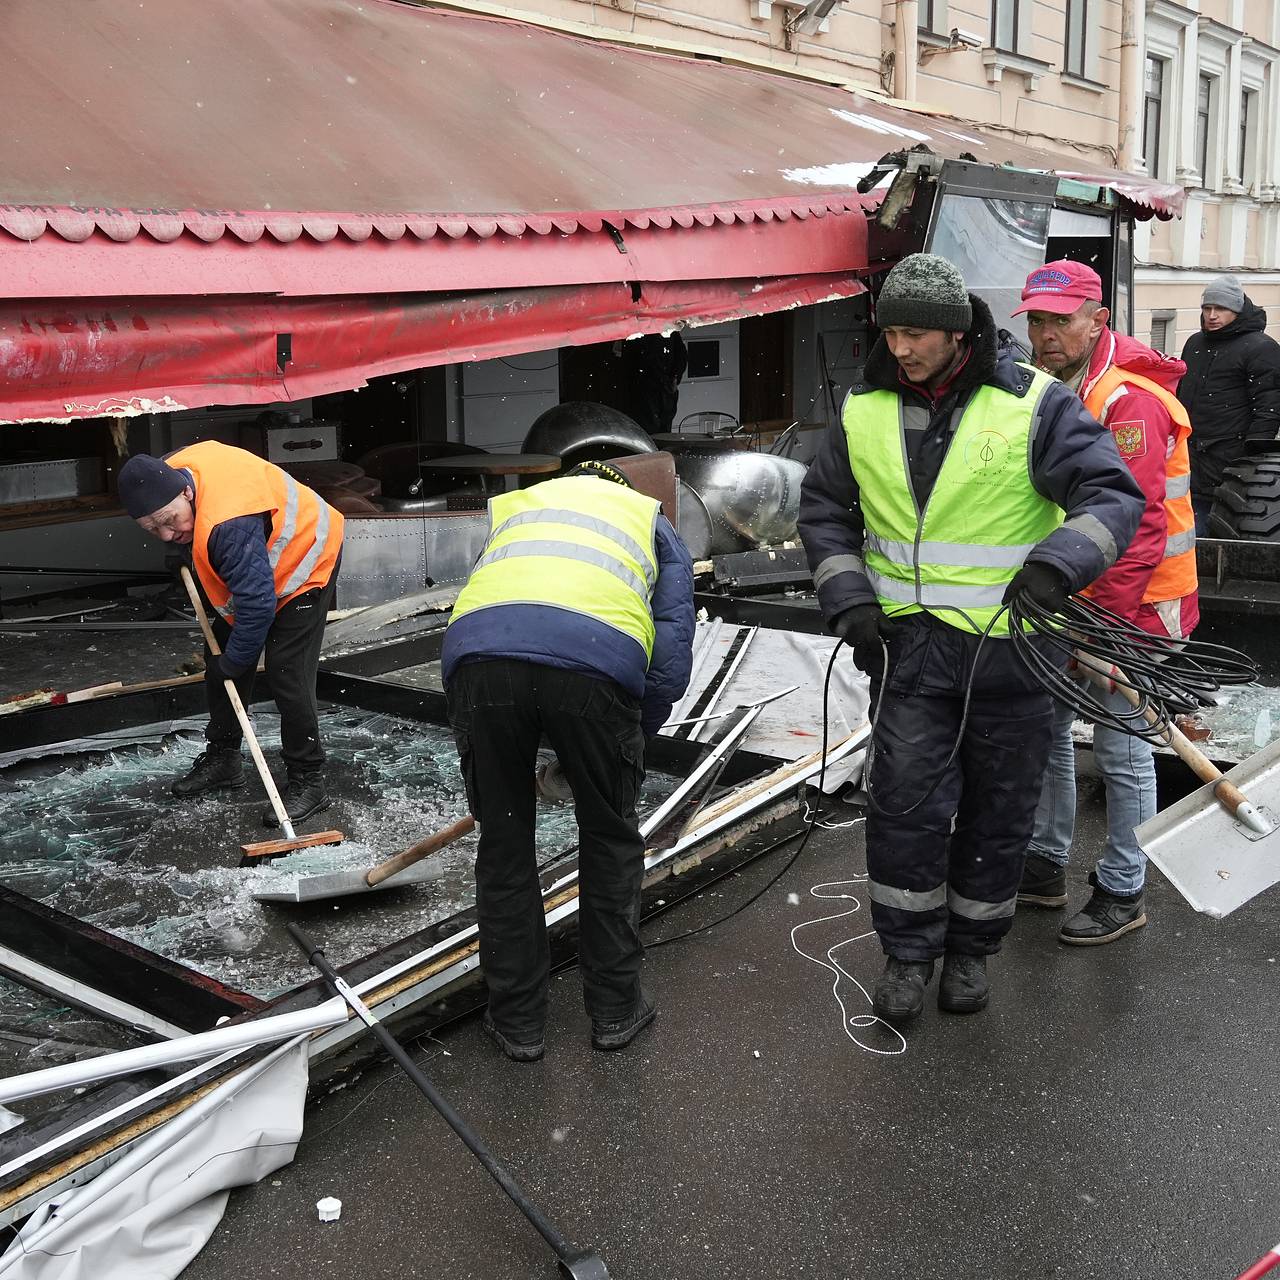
[0,1037,308,1280]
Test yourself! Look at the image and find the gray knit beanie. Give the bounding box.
[876,253,973,332]
[1202,273,1245,312]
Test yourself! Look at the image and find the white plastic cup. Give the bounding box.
[316,1196,342,1223]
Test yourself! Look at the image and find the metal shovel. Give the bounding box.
[253,815,474,904]
[1076,653,1280,918]
[288,924,611,1280]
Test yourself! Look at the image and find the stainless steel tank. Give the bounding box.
[674,450,807,555]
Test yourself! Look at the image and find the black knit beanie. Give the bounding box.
[876,253,973,332]
[117,454,186,519]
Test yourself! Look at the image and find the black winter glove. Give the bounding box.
[1002,562,1068,613]
[834,603,891,649]
[208,653,248,682]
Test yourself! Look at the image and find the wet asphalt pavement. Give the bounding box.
[184,777,1280,1280]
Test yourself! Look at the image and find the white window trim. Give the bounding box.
[916,0,949,39]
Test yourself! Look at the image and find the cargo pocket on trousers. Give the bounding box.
[616,733,644,816]
[453,731,480,815]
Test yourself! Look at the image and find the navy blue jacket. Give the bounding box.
[180,469,277,677]
[797,296,1144,629]
[442,514,695,735]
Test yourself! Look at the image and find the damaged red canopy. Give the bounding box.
[0,275,865,423]
[0,0,1178,294]
[0,0,1180,417]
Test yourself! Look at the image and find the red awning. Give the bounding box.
[0,0,1178,303]
[0,274,865,423]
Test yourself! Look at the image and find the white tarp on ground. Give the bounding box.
[665,623,870,790]
[0,1037,307,1280]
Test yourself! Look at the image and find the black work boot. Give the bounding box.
[1059,872,1147,945]
[938,953,989,1014]
[1017,853,1068,908]
[871,958,935,1022]
[482,1014,545,1064]
[262,770,330,828]
[172,745,245,798]
[591,991,656,1052]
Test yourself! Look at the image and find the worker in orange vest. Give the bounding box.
[1013,260,1198,944]
[118,443,344,826]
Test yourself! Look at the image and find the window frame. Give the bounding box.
[1142,55,1168,181]
[1063,0,1088,80]
[990,0,1018,54]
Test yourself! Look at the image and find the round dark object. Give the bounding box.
[522,402,656,472]
[1209,452,1280,540]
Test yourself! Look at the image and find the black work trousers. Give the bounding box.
[445,659,647,1040]
[858,614,1055,961]
[205,562,339,772]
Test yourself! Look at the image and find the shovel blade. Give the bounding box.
[252,853,446,904]
[1138,734,1280,918]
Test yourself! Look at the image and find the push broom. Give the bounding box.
[180,565,344,861]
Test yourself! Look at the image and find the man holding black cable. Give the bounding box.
[1016,261,1199,944]
[798,253,1143,1024]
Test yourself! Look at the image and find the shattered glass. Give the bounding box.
[0,705,676,1008]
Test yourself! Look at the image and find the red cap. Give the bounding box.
[1012,260,1104,316]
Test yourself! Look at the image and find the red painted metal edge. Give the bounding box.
[0,211,868,301]
[0,273,866,423]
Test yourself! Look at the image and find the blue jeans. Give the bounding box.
[1028,691,1155,895]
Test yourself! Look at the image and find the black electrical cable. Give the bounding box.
[1007,592,1258,742]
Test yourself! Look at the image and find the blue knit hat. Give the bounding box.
[117,454,186,519]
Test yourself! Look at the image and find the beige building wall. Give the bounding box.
[452,0,1280,359]
[1134,0,1280,355]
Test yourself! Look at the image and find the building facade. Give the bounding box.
[474,0,1278,355]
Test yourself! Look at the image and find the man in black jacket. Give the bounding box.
[1178,274,1280,533]
[798,253,1143,1025]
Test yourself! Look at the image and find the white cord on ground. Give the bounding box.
[789,860,908,1058]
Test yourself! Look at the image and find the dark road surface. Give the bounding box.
[185,782,1279,1280]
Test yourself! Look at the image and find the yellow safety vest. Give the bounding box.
[449,476,660,659]
[843,367,1064,637]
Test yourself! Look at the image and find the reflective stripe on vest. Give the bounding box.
[167,441,343,623]
[448,476,660,659]
[843,367,1064,637]
[1083,363,1197,603]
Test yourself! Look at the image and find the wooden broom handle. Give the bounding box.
[180,565,296,838]
[366,815,477,887]
[1072,649,1254,818]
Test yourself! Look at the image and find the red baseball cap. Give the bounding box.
[1012,260,1104,316]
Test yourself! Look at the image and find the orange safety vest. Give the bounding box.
[1083,365,1197,603]
[167,441,344,622]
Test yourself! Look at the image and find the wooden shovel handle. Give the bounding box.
[1073,649,1250,817]
[180,565,295,836]
[366,815,477,887]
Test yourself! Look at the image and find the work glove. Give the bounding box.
[833,603,892,649]
[208,653,248,682]
[1002,562,1068,613]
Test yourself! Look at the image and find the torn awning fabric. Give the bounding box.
[0,274,866,423]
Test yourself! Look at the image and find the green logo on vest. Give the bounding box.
[963,429,1010,474]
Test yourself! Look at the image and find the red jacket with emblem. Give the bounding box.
[1078,329,1199,638]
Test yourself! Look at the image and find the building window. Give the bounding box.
[1150,311,1176,355]
[918,0,936,32]
[1143,57,1166,179]
[1195,74,1213,185]
[1064,0,1087,78]
[991,0,1017,52]
[1239,89,1255,183]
